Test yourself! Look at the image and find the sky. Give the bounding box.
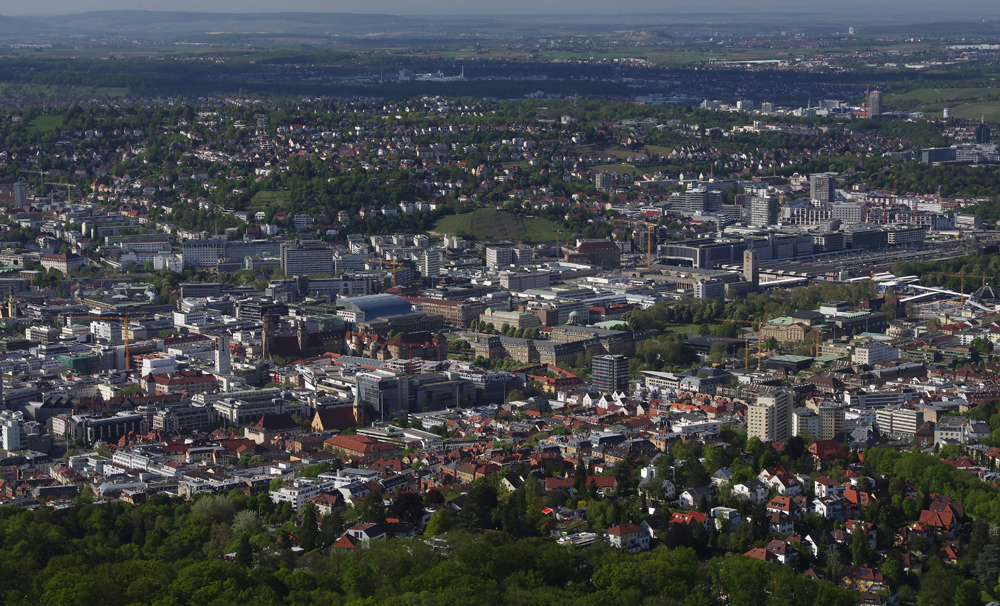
[3,0,1000,18]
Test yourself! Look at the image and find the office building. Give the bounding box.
[592,354,629,393]
[671,187,724,213]
[749,193,779,226]
[809,174,836,203]
[853,343,898,365]
[976,120,992,144]
[693,280,726,300]
[281,243,335,276]
[486,246,517,269]
[419,250,441,278]
[181,240,226,268]
[867,90,882,117]
[875,406,923,437]
[748,391,791,442]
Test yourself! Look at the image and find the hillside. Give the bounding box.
[431,209,560,243]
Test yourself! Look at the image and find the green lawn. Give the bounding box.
[888,87,985,104]
[250,190,292,209]
[432,211,474,235]
[521,217,561,243]
[945,101,1000,122]
[661,323,702,336]
[431,208,561,243]
[599,163,676,176]
[886,87,1000,120]
[26,115,62,134]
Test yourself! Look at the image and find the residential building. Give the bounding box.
[748,391,791,442]
[606,523,650,553]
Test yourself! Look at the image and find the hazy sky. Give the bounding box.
[4,0,1000,17]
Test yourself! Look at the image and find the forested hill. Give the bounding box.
[0,495,858,606]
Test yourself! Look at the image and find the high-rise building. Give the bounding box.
[748,391,791,442]
[13,182,27,206]
[216,333,232,376]
[976,120,991,144]
[806,400,846,441]
[749,193,779,226]
[743,249,759,288]
[419,250,441,278]
[592,354,629,393]
[792,408,819,439]
[867,90,882,117]
[594,172,611,191]
[809,174,836,203]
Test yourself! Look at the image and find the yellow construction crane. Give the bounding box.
[71,314,148,371]
[374,258,404,287]
[927,271,988,306]
[45,181,77,201]
[613,218,657,267]
[715,318,764,369]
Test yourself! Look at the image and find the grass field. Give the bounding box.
[598,163,675,176]
[887,87,1000,120]
[432,208,561,243]
[660,323,702,336]
[250,190,292,209]
[26,115,62,134]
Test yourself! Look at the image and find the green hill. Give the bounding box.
[432,209,560,243]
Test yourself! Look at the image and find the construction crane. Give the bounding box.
[613,218,657,267]
[374,258,404,287]
[69,314,149,371]
[45,181,77,202]
[927,271,988,305]
[715,318,764,369]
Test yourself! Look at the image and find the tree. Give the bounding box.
[388,492,426,527]
[360,491,386,526]
[709,341,729,365]
[423,507,455,536]
[880,301,897,321]
[458,478,498,531]
[975,544,1000,584]
[114,383,144,398]
[851,526,870,566]
[765,336,780,350]
[506,389,526,403]
[971,337,994,355]
[951,580,980,606]
[574,459,587,493]
[299,502,318,551]
[234,533,252,567]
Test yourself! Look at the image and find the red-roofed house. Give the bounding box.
[607,523,650,553]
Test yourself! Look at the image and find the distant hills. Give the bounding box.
[0,11,424,40]
[0,9,998,41]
